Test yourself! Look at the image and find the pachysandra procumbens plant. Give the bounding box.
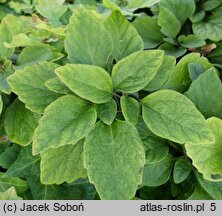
[4,6,220,200]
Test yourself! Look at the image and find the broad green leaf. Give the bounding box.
[203,0,222,11]
[6,145,40,179]
[161,0,196,24]
[0,14,31,59]
[173,158,192,184]
[163,53,212,92]
[188,63,205,81]
[196,172,222,200]
[0,95,2,115]
[158,6,181,38]
[188,183,213,200]
[95,99,117,125]
[190,11,206,23]
[0,173,29,195]
[104,10,143,61]
[208,42,222,68]
[179,35,206,48]
[17,46,64,67]
[84,120,145,200]
[126,0,160,9]
[144,55,176,91]
[158,42,186,58]
[142,90,215,145]
[120,96,140,126]
[56,64,113,104]
[185,117,222,181]
[142,154,174,187]
[4,99,40,146]
[143,137,169,164]
[41,140,86,184]
[103,0,121,11]
[112,50,164,93]
[33,95,97,155]
[65,6,113,68]
[193,10,222,42]
[0,60,13,94]
[36,0,67,27]
[133,16,164,49]
[44,77,72,94]
[7,62,62,114]
[0,144,20,169]
[0,187,22,200]
[185,68,222,119]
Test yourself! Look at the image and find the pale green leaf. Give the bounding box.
[185,68,222,119]
[41,140,86,184]
[144,55,176,91]
[33,95,97,155]
[179,35,206,48]
[104,10,143,61]
[173,157,192,184]
[163,53,212,92]
[188,183,213,200]
[0,187,22,200]
[120,96,140,126]
[112,50,164,93]
[142,90,215,145]
[158,6,181,38]
[84,120,145,200]
[44,77,72,94]
[64,6,113,68]
[4,99,40,146]
[0,60,13,94]
[95,99,117,125]
[142,154,174,187]
[126,0,160,9]
[56,64,113,104]
[185,117,222,181]
[7,62,62,114]
[133,16,164,49]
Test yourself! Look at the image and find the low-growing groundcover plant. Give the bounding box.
[1,0,222,200]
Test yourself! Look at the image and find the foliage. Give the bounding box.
[0,0,222,200]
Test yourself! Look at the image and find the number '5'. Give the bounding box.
[210,203,216,211]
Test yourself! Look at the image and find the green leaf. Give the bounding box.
[104,10,143,61]
[36,0,67,27]
[64,6,113,68]
[185,117,222,181]
[179,35,206,48]
[0,144,20,169]
[56,64,113,104]
[143,137,169,164]
[173,158,192,184]
[142,154,174,187]
[161,0,196,24]
[126,0,161,9]
[103,0,121,11]
[190,11,206,23]
[6,145,40,179]
[120,96,140,126]
[133,16,164,49]
[0,95,2,115]
[158,6,181,38]
[144,55,176,91]
[95,99,117,125]
[0,173,29,195]
[41,140,86,184]
[7,62,62,114]
[44,77,72,94]
[193,11,222,42]
[196,172,222,200]
[0,14,31,59]
[17,46,64,67]
[112,50,164,93]
[4,99,40,146]
[0,60,13,94]
[202,0,222,11]
[188,183,213,200]
[136,116,154,140]
[33,95,97,155]
[142,89,215,145]
[0,187,22,200]
[185,68,222,119]
[84,120,145,200]
[163,53,212,92]
[188,63,205,81]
